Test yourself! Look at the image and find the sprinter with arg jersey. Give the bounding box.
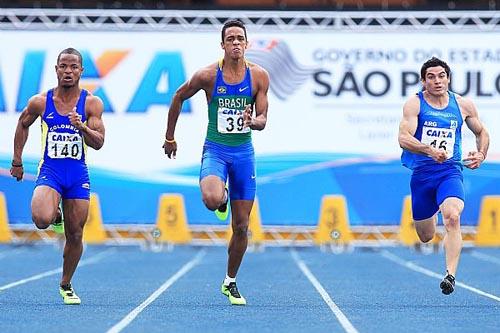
[10,48,105,305]
[398,57,489,295]
[163,20,269,305]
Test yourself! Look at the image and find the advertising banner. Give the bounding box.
[1,31,498,225]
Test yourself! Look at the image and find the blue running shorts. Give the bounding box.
[200,140,256,201]
[410,165,464,221]
[35,165,90,200]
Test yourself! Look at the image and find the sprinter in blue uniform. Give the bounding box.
[399,57,489,295]
[163,20,269,305]
[10,48,105,304]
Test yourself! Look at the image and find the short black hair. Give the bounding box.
[57,48,83,66]
[221,19,247,43]
[420,57,450,80]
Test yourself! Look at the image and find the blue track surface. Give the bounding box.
[0,245,499,333]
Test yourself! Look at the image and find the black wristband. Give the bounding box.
[11,161,23,167]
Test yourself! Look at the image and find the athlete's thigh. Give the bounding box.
[62,199,89,230]
[230,200,254,226]
[199,143,228,185]
[410,173,438,220]
[414,214,437,235]
[228,147,255,201]
[199,144,228,196]
[436,174,464,208]
[32,185,60,218]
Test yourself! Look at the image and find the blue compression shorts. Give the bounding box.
[200,140,256,201]
[35,164,90,200]
[410,165,464,221]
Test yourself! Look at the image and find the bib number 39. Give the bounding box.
[217,107,250,134]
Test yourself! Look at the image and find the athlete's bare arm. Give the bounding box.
[398,95,447,163]
[163,64,216,159]
[68,95,105,150]
[10,94,46,181]
[244,65,269,131]
[457,96,489,169]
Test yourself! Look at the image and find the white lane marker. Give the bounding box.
[107,249,206,333]
[470,251,500,266]
[290,249,359,333]
[380,250,500,302]
[0,248,115,291]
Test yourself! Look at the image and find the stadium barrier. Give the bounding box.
[83,193,108,244]
[0,192,12,243]
[475,195,500,246]
[314,195,353,246]
[155,193,192,244]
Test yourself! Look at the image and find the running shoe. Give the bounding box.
[59,283,81,305]
[52,205,64,235]
[221,281,246,305]
[440,271,455,295]
[215,187,229,221]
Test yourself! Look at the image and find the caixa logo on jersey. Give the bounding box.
[0,50,190,113]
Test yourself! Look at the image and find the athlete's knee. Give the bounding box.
[31,211,53,229]
[442,210,461,231]
[202,191,223,211]
[415,226,435,243]
[233,223,248,238]
[66,228,83,244]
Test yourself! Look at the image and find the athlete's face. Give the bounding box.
[55,54,83,88]
[221,27,247,60]
[422,66,449,96]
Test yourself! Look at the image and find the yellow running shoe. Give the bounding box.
[221,282,246,305]
[59,284,81,305]
[52,206,64,235]
[215,188,229,221]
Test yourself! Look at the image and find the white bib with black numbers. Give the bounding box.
[47,132,83,160]
[217,107,250,134]
[421,126,455,159]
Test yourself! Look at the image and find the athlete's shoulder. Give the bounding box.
[403,93,420,114]
[453,92,475,115]
[195,62,218,82]
[248,62,269,79]
[84,91,104,113]
[26,92,48,114]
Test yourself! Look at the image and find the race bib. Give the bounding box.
[421,126,455,159]
[47,132,83,160]
[217,107,250,134]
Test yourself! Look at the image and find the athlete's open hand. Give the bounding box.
[10,164,24,181]
[429,147,447,164]
[462,151,485,169]
[68,107,85,130]
[163,139,177,159]
[243,104,254,129]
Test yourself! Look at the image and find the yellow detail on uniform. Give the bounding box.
[226,197,264,244]
[314,195,353,245]
[0,192,12,243]
[38,120,49,173]
[83,120,88,164]
[398,195,420,246]
[83,193,107,244]
[475,195,500,246]
[155,194,192,243]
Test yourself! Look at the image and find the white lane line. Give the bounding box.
[290,249,359,333]
[470,251,500,266]
[380,250,500,302]
[107,249,206,333]
[0,248,115,291]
